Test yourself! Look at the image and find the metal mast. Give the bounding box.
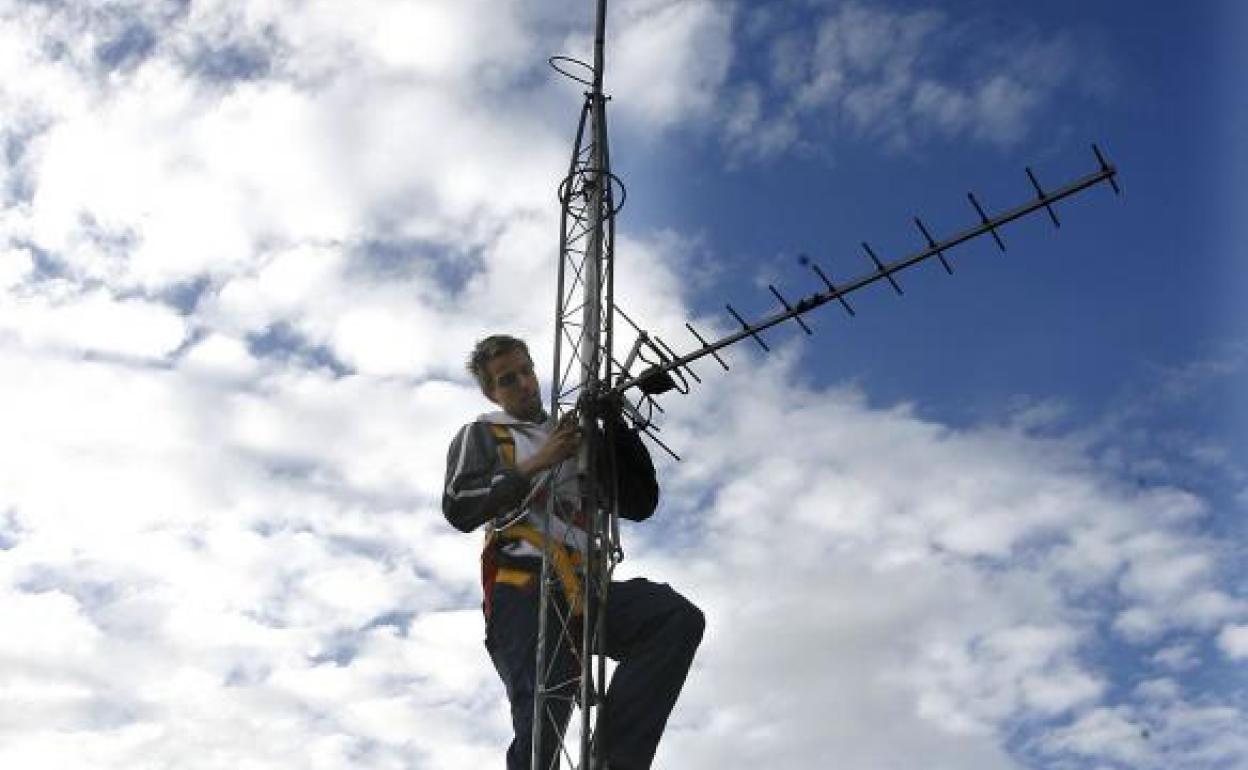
[539,0,621,767]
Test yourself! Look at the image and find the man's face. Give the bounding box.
[484,348,543,421]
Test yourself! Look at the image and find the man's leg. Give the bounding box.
[600,578,704,770]
[487,583,580,770]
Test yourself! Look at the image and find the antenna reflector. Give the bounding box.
[968,192,1006,252]
[862,242,903,295]
[768,285,814,335]
[1026,167,1061,228]
[639,426,681,461]
[914,217,954,275]
[727,304,771,352]
[804,257,856,316]
[1092,143,1121,195]
[654,335,700,384]
[685,322,730,371]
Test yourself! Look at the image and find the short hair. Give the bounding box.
[467,334,530,393]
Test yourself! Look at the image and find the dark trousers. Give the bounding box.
[485,577,704,770]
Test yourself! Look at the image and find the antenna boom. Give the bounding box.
[612,156,1119,396]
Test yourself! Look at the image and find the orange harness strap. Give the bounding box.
[483,423,584,616]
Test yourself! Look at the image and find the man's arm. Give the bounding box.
[442,422,529,533]
[442,420,583,533]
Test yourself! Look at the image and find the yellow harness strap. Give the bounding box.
[498,523,584,615]
[493,567,534,589]
[488,423,516,467]
[486,422,585,615]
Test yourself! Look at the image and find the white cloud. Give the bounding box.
[1043,694,1248,770]
[613,349,1244,768]
[1044,706,1153,766]
[0,247,32,287]
[0,589,102,663]
[179,331,258,380]
[1135,677,1181,702]
[606,0,735,130]
[0,336,494,768]
[0,287,188,358]
[1218,624,1248,660]
[1151,641,1201,672]
[1110,528,1244,642]
[5,0,567,302]
[718,2,1105,161]
[0,3,1241,770]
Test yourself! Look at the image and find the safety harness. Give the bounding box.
[482,423,585,618]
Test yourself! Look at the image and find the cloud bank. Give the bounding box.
[1,2,1242,769]
[719,2,1112,162]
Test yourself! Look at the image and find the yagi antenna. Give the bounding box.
[611,145,1120,403]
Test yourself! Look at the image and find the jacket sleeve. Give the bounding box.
[442,422,531,533]
[608,416,659,522]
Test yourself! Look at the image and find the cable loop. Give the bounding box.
[558,167,628,218]
[548,55,595,86]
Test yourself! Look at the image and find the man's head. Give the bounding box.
[467,335,543,421]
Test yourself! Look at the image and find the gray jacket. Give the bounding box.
[441,412,659,544]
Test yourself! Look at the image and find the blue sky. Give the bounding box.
[616,0,1239,421]
[0,1,1244,769]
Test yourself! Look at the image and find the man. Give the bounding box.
[443,334,704,770]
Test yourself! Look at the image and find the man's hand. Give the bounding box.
[517,413,581,477]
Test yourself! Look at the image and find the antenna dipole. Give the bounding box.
[540,0,622,767]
